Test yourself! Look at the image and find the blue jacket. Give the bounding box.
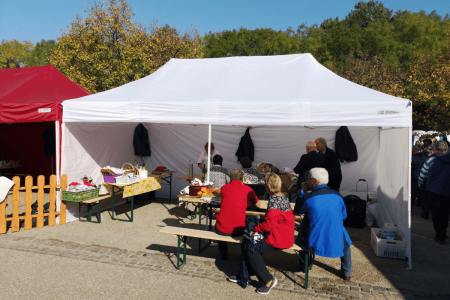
[294,185,352,258]
[418,153,446,187]
[427,153,450,197]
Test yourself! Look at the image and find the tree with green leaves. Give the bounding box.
[202,28,301,58]
[50,0,202,93]
[298,1,450,68]
[25,39,58,67]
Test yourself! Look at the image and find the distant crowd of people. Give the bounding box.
[412,138,450,245]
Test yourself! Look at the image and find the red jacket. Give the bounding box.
[253,208,295,249]
[216,180,258,234]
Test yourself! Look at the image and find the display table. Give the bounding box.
[177,174,201,181]
[103,177,161,222]
[149,170,177,203]
[0,165,23,176]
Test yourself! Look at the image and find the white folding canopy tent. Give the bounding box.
[60,54,413,267]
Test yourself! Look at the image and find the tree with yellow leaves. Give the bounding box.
[50,0,202,93]
[407,35,450,131]
[0,40,34,69]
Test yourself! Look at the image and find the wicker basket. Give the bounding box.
[62,187,100,202]
[122,163,138,175]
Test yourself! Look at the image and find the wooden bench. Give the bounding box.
[78,191,123,223]
[159,226,314,289]
[212,208,303,222]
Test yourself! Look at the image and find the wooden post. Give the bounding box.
[48,175,56,226]
[0,186,7,234]
[11,177,21,232]
[36,175,45,228]
[60,174,67,225]
[24,176,33,230]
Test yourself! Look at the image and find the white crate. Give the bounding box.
[115,176,140,185]
[384,223,398,232]
[371,228,407,259]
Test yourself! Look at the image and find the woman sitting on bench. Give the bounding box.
[228,173,295,295]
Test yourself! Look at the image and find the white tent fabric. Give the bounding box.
[63,54,410,127]
[61,54,412,267]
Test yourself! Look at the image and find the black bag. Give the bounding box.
[343,195,366,228]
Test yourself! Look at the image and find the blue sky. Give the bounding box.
[1,0,449,44]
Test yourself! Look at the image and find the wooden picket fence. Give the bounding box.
[0,174,68,233]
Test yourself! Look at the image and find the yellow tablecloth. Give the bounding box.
[123,177,161,197]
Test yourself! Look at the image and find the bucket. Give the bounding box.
[189,185,212,196]
[140,170,148,179]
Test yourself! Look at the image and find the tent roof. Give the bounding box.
[62,54,411,127]
[0,65,92,123]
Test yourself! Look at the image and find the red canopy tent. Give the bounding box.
[0,65,91,179]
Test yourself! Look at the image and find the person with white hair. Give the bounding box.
[294,141,326,190]
[294,167,353,281]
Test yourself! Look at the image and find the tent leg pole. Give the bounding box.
[407,126,412,270]
[55,121,61,224]
[207,124,211,183]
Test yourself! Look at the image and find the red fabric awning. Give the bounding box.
[0,65,92,123]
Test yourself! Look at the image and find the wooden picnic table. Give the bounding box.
[78,191,123,223]
[177,174,201,181]
[0,165,23,176]
[101,177,161,223]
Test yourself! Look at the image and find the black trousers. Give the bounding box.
[411,180,430,217]
[216,228,244,255]
[430,192,450,241]
[241,240,278,285]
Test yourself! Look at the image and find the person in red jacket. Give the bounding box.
[216,169,260,260]
[228,173,295,295]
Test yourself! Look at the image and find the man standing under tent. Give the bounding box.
[315,137,342,192]
[294,141,326,189]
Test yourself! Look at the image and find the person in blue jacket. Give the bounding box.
[294,167,353,280]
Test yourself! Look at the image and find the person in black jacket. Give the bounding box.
[315,137,342,192]
[411,145,429,212]
[294,141,325,189]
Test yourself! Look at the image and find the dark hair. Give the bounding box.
[435,141,448,152]
[240,157,252,168]
[424,139,432,146]
[413,144,423,152]
[213,154,223,166]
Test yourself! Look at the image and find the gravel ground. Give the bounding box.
[1,197,449,296]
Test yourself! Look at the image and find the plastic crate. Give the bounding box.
[103,174,121,183]
[62,187,100,202]
[115,176,140,185]
[371,228,406,259]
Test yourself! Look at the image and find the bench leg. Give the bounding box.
[177,235,187,269]
[297,251,314,289]
[304,253,309,289]
[97,200,102,223]
[189,206,198,220]
[89,202,101,224]
[87,204,92,222]
[79,203,89,222]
